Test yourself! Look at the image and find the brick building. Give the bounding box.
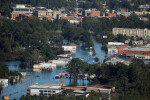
[124,47,150,55]
[82,9,100,17]
[117,45,128,54]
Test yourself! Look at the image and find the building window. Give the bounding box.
[53,91,55,93]
[48,91,51,92]
[40,93,43,95]
[44,90,47,92]
[39,90,43,93]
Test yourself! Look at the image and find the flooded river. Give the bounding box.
[0,38,107,99]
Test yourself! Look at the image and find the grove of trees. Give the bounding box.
[67,58,150,100]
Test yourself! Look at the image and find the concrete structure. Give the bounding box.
[107,42,128,55]
[0,79,8,87]
[35,10,47,17]
[26,85,63,96]
[86,84,115,94]
[113,28,150,37]
[35,9,61,19]
[11,4,33,19]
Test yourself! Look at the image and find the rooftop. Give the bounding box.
[29,85,61,89]
[124,47,150,52]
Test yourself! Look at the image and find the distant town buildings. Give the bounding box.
[113,28,150,37]
[139,4,150,9]
[11,4,34,19]
[82,9,100,17]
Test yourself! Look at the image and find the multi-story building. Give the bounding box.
[113,28,150,37]
[26,85,63,96]
[107,42,128,55]
[35,8,61,19]
[11,4,34,19]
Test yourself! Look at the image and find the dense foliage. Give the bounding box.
[0,18,93,63]
[0,18,65,62]
[67,58,150,100]
[78,0,104,10]
[0,64,22,79]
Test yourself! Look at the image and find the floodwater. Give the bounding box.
[0,38,107,100]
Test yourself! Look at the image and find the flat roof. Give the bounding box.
[124,47,150,52]
[29,85,61,89]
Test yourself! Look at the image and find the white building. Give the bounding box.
[108,42,124,46]
[26,85,63,96]
[33,63,56,71]
[107,42,126,55]
[11,4,34,19]
[0,79,8,87]
[62,45,77,53]
[113,28,150,37]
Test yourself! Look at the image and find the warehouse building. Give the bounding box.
[123,46,150,59]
